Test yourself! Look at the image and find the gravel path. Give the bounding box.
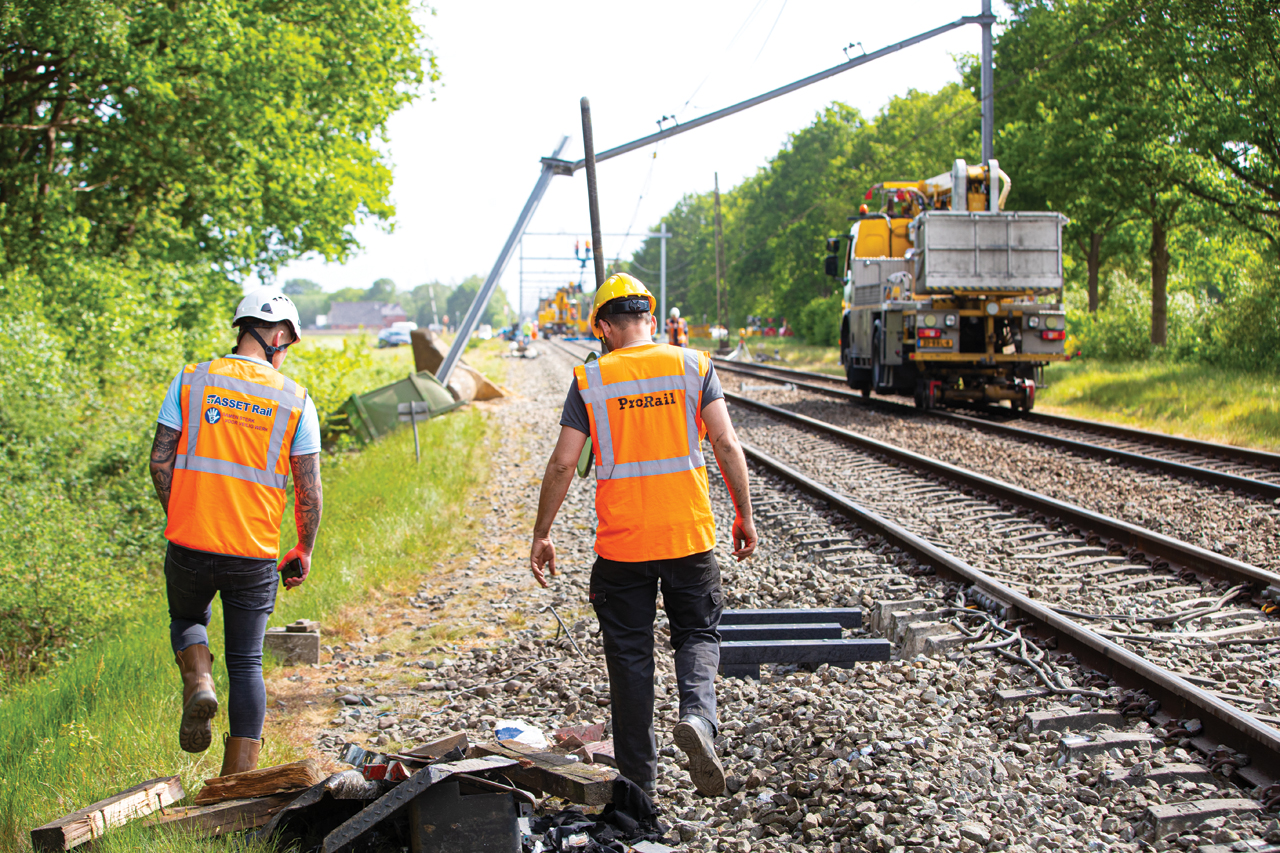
[266,347,1279,853]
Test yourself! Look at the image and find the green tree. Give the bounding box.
[330,286,368,305]
[283,279,323,296]
[0,0,433,280]
[365,278,398,302]
[629,85,979,341]
[446,275,511,328]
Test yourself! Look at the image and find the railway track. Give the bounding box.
[712,357,1280,501]
[730,396,1280,798]
[552,337,1280,812]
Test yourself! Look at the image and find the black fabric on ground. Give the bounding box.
[531,778,668,852]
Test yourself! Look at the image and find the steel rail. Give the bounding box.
[739,440,1280,791]
[714,358,1280,500]
[726,391,1280,594]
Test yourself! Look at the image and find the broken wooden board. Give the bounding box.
[394,731,469,761]
[320,756,517,853]
[31,776,184,851]
[470,740,618,805]
[137,793,296,838]
[195,759,326,805]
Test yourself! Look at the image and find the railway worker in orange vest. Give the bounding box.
[529,273,757,798]
[149,288,323,777]
[666,306,688,347]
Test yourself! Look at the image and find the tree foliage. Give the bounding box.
[0,0,433,278]
[628,86,980,341]
[0,0,434,675]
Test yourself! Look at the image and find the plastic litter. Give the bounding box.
[494,718,550,750]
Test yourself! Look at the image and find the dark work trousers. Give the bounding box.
[164,542,278,740]
[589,549,723,786]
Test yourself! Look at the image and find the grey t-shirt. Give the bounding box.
[560,354,724,436]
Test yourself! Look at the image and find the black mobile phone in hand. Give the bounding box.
[280,558,304,583]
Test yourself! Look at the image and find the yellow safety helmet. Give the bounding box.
[587,273,656,339]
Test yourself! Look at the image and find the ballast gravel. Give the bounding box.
[288,347,1277,853]
[737,385,1280,573]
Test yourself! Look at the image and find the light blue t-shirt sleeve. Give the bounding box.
[157,372,184,430]
[290,396,321,456]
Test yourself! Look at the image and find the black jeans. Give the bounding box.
[165,543,278,740]
[589,549,723,786]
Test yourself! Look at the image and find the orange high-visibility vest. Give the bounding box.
[574,343,716,561]
[165,358,308,559]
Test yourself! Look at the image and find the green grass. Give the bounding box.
[0,409,491,852]
[1039,360,1280,451]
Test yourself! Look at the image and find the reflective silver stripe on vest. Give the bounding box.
[582,348,705,481]
[174,455,289,489]
[176,360,303,491]
[182,370,303,407]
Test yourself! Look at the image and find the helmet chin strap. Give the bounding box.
[241,326,291,361]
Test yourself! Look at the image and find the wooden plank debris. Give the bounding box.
[137,794,296,838]
[470,740,618,805]
[31,776,184,851]
[195,759,326,805]
[395,731,469,761]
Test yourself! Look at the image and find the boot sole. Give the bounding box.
[180,690,218,754]
[673,720,726,797]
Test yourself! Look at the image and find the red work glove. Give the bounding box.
[278,545,312,590]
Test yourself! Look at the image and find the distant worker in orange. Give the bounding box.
[149,288,323,777]
[666,306,689,347]
[529,273,757,798]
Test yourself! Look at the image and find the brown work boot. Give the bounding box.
[673,715,726,796]
[218,734,262,777]
[176,644,218,754]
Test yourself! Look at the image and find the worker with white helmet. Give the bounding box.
[529,273,757,798]
[666,305,689,347]
[148,287,323,777]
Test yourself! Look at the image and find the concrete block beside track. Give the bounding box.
[1025,709,1127,733]
[1146,799,1262,836]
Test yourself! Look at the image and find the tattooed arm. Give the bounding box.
[279,453,322,589]
[149,423,181,513]
[290,453,323,552]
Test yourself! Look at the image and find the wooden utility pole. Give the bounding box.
[713,172,724,329]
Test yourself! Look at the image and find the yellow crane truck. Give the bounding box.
[537,284,593,336]
[826,159,1068,411]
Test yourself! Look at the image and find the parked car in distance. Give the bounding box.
[475,324,493,340]
[377,320,417,347]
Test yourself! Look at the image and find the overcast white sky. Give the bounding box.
[275,0,1006,316]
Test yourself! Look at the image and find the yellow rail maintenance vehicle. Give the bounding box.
[825,158,1068,411]
[537,284,593,336]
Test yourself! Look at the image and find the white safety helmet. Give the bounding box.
[234,287,303,342]
[669,307,680,319]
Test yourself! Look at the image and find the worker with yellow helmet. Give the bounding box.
[529,272,757,798]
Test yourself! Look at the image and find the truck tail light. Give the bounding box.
[1041,330,1066,340]
[918,328,942,338]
